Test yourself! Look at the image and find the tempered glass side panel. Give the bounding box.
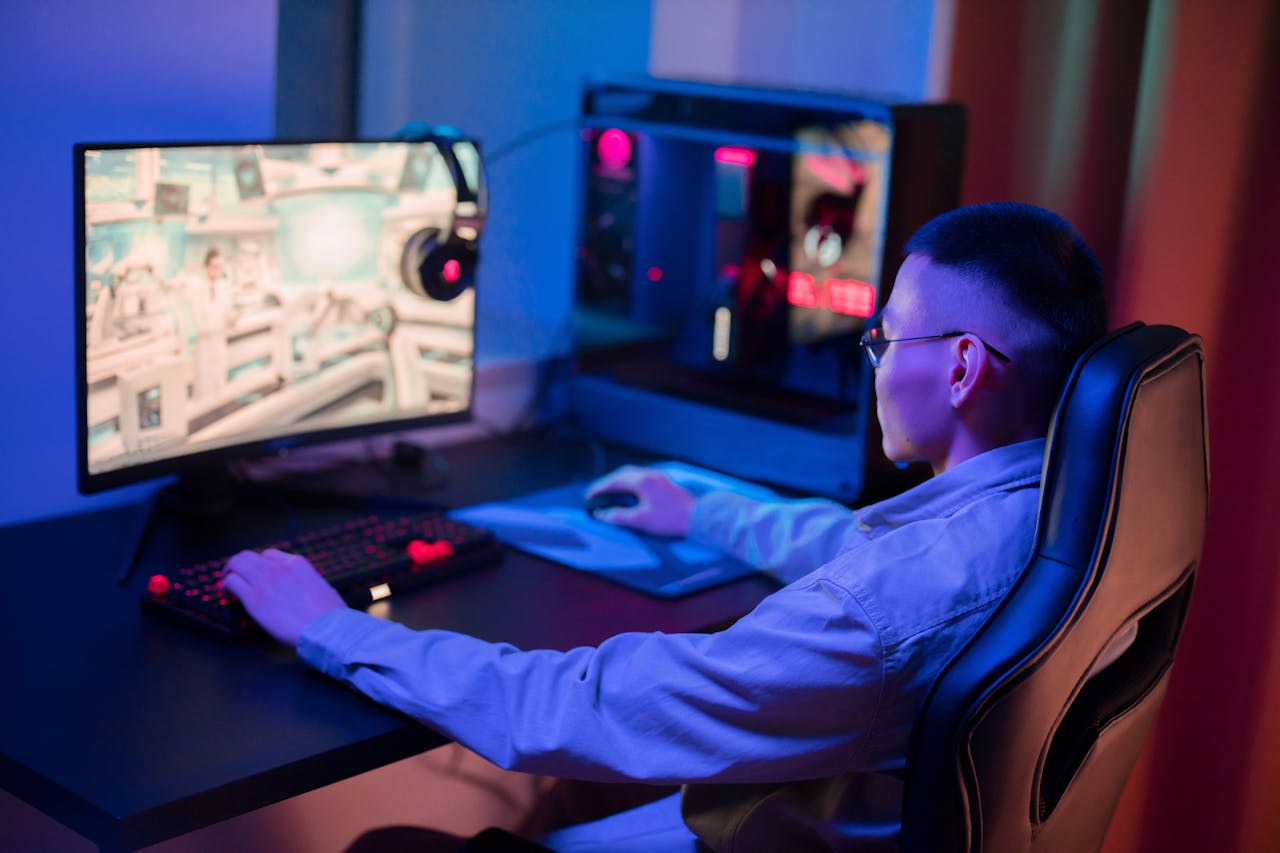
[573,118,890,432]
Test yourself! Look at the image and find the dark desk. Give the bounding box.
[0,431,779,852]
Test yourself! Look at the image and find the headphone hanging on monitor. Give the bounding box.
[396,123,487,302]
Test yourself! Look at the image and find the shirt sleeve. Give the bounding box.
[687,491,866,584]
[297,576,885,785]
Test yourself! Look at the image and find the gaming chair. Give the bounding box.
[898,322,1208,852]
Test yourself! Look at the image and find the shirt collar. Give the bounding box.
[855,438,1046,534]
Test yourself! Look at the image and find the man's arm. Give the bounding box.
[222,545,885,785]
[297,577,884,785]
[690,491,865,584]
[587,466,864,584]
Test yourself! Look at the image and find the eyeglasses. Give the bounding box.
[859,325,1012,369]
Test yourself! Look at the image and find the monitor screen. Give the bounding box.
[76,138,482,494]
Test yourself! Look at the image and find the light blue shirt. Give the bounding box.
[299,438,1046,850]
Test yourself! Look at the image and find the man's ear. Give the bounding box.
[948,335,987,408]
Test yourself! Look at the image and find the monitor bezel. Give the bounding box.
[74,136,479,496]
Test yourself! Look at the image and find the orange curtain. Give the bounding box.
[946,1,1280,850]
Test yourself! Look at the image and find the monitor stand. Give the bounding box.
[114,467,241,586]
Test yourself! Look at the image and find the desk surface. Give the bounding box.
[0,431,779,851]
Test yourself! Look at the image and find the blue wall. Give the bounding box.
[358,0,655,367]
[650,0,938,99]
[0,0,277,524]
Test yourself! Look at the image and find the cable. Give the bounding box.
[395,116,580,166]
[482,118,581,165]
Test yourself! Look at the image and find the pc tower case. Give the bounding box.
[572,77,964,502]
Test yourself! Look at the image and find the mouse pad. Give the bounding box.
[449,462,776,598]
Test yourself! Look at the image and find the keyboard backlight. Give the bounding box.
[370,583,392,601]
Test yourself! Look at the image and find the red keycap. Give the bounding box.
[408,539,454,564]
[407,539,435,563]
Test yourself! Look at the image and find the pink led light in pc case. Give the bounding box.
[75,136,485,496]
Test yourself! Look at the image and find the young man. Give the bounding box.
[222,202,1107,850]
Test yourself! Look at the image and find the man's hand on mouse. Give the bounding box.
[585,465,697,537]
[220,549,347,648]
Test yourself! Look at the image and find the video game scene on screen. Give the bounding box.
[81,141,477,477]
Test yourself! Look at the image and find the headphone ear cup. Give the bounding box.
[400,227,475,302]
[397,136,484,302]
[434,234,479,292]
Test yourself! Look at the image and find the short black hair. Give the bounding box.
[904,201,1107,425]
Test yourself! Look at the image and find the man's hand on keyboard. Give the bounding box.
[221,548,347,647]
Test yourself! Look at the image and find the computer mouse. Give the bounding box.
[584,489,640,517]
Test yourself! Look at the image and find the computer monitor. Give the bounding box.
[75,137,485,497]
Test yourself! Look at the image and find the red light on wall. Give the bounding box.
[714,146,756,167]
[596,128,632,170]
[442,258,461,284]
[787,271,819,307]
[647,266,663,282]
[826,278,876,317]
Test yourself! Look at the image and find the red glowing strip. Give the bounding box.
[647,266,663,282]
[787,271,819,308]
[826,278,876,317]
[714,146,755,167]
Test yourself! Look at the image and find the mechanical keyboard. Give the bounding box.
[141,511,504,642]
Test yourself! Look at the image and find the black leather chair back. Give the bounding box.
[900,323,1208,853]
